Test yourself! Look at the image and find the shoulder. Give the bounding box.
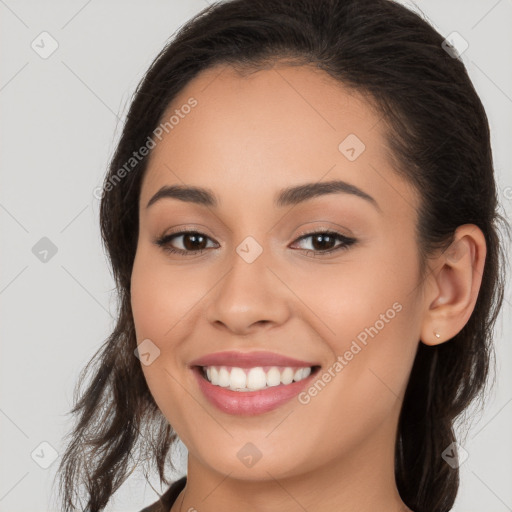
[138,476,187,512]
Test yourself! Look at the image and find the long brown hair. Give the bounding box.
[54,1,510,510]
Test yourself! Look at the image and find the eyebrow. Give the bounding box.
[146,180,380,212]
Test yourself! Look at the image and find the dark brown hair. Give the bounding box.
[54,0,509,510]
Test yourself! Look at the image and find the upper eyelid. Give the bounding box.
[161,228,352,240]
[158,215,356,240]
[160,229,219,244]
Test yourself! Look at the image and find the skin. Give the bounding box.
[130,62,486,512]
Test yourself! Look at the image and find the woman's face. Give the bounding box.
[131,63,426,481]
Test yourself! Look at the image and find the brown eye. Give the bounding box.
[181,232,208,251]
[292,231,356,256]
[155,229,356,257]
[310,233,337,251]
[155,231,218,256]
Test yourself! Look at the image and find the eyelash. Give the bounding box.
[154,229,357,257]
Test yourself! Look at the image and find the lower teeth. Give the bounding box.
[231,385,277,392]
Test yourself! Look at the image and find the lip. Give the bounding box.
[189,350,319,369]
[191,365,320,416]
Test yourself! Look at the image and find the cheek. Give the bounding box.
[275,244,418,344]
[130,251,198,429]
[293,281,420,467]
[130,248,208,342]
[130,248,217,403]
[285,239,421,397]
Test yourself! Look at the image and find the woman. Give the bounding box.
[55,0,509,511]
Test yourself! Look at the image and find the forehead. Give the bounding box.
[140,63,419,219]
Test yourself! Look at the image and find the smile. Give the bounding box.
[191,364,321,415]
[201,365,313,392]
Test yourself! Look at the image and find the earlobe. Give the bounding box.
[420,224,487,346]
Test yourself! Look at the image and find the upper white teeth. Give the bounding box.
[203,366,312,392]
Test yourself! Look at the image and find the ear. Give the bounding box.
[420,224,487,346]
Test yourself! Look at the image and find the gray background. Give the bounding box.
[0,1,511,510]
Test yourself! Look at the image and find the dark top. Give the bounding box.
[139,476,187,512]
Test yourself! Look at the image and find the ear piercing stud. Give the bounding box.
[434,330,441,339]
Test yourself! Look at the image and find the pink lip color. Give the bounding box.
[191,366,319,416]
[189,350,318,368]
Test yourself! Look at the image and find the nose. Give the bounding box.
[205,243,291,336]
